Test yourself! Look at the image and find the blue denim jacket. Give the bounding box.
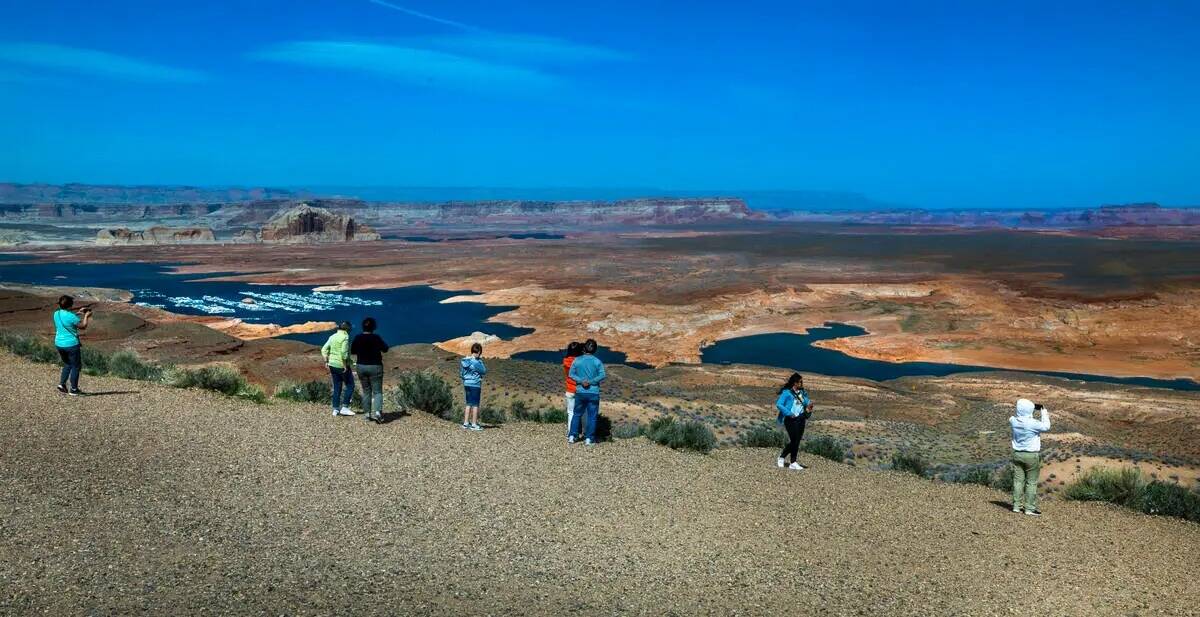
[775,389,811,425]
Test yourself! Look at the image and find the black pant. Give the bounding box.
[57,345,82,390]
[780,414,808,463]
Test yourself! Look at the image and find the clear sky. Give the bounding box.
[1,0,1197,208]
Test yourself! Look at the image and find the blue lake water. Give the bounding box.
[4,256,1195,389]
[700,322,1200,391]
[0,260,532,346]
[0,258,655,368]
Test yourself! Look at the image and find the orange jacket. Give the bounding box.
[563,356,577,394]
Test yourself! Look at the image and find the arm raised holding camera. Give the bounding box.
[1032,404,1050,432]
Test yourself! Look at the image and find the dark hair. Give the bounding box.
[58,295,74,309]
[470,342,483,354]
[779,372,805,394]
[362,317,377,333]
[583,339,598,354]
[339,320,352,331]
[566,341,582,358]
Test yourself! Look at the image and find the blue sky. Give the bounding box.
[0,0,1197,208]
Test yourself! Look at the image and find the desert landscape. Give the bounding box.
[2,184,1198,499]
[4,2,1200,612]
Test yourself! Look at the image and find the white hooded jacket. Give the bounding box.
[1009,398,1051,452]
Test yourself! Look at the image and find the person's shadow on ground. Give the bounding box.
[76,390,139,397]
[377,410,410,424]
[988,500,1016,512]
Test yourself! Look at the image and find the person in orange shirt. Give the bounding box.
[563,341,582,439]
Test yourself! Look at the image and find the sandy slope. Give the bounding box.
[0,355,1197,616]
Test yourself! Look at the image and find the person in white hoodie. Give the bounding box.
[1009,398,1051,516]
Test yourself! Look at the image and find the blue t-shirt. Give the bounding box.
[53,309,81,348]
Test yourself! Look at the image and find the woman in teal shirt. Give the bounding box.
[53,295,91,395]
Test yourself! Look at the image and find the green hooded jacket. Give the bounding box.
[321,329,352,369]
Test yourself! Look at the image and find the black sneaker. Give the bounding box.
[68,389,84,396]
[1024,508,1042,517]
[57,384,68,394]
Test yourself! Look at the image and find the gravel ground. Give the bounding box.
[2,355,1198,616]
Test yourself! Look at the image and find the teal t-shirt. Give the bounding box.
[53,309,81,347]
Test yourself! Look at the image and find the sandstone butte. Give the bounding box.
[258,203,381,243]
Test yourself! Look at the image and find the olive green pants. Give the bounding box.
[1011,450,1042,510]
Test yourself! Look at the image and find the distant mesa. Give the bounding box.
[96,226,216,246]
[91,204,380,245]
[0,182,301,205]
[768,201,1200,229]
[259,203,380,243]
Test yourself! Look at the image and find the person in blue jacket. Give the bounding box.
[567,338,607,446]
[775,372,813,470]
[459,342,487,431]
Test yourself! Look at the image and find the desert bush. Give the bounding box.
[388,370,455,419]
[891,451,929,477]
[612,421,642,439]
[644,415,717,454]
[479,406,507,425]
[275,379,333,403]
[0,332,59,363]
[1064,467,1145,506]
[236,384,268,405]
[801,436,847,462]
[947,465,995,487]
[509,400,538,421]
[991,465,1015,491]
[166,365,247,397]
[540,408,568,424]
[1133,481,1200,523]
[107,351,163,381]
[81,346,110,376]
[739,424,787,449]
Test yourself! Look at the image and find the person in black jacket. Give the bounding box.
[350,317,389,423]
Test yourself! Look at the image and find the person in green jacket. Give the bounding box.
[321,321,355,417]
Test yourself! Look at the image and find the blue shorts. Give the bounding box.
[464,386,481,407]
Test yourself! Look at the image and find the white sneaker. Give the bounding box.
[788,462,805,471]
[339,407,355,416]
[331,408,340,417]
[777,457,786,468]
[470,423,483,431]
[585,439,595,446]
[461,423,471,430]
[567,436,577,444]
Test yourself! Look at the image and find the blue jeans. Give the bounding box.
[570,392,600,441]
[57,345,81,390]
[330,366,354,410]
[464,385,482,407]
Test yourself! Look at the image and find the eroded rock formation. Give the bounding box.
[96,226,216,246]
[259,204,380,243]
